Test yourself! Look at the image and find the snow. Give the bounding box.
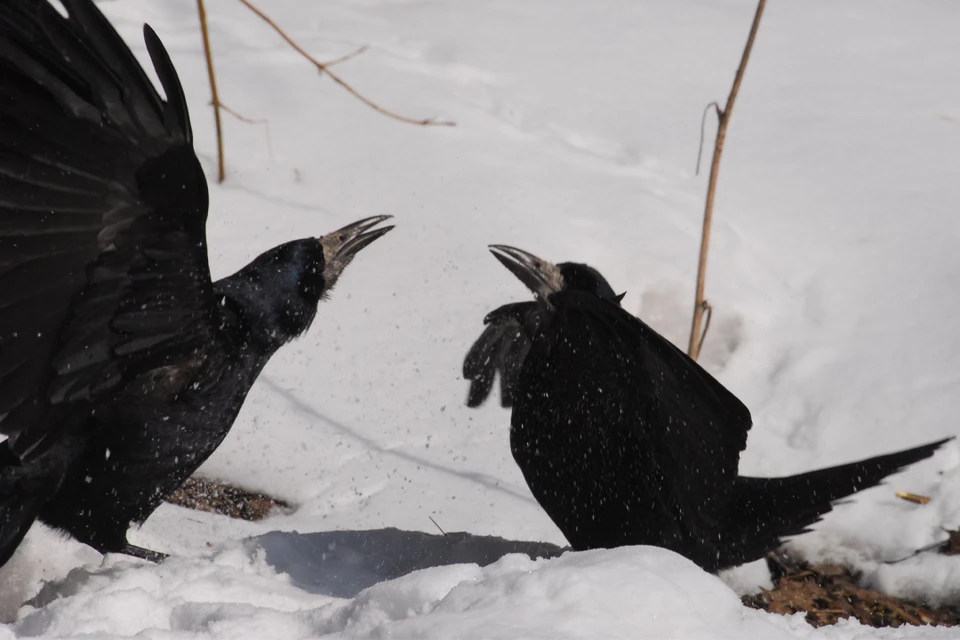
[2,0,960,636]
[9,538,960,640]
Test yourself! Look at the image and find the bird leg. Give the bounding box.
[118,543,168,563]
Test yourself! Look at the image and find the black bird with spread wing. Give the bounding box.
[464,245,952,571]
[0,0,393,566]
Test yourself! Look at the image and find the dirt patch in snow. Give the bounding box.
[743,554,960,628]
[166,476,290,521]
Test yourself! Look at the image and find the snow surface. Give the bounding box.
[2,0,960,636]
[5,540,938,640]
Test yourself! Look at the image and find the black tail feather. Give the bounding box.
[721,437,953,569]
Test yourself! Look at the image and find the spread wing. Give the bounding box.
[0,0,217,459]
[463,301,541,408]
[522,290,752,525]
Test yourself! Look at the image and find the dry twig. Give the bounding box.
[196,0,226,183]
[321,45,370,69]
[234,0,455,127]
[895,491,932,505]
[694,300,713,357]
[429,516,447,536]
[687,0,766,360]
[695,102,720,176]
[216,101,274,158]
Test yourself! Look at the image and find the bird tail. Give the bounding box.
[0,446,46,568]
[719,437,953,569]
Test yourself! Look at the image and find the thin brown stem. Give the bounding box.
[687,0,766,360]
[695,300,713,358]
[216,101,273,158]
[884,538,950,564]
[233,0,455,126]
[217,102,265,125]
[196,0,225,183]
[321,45,370,69]
[695,102,720,176]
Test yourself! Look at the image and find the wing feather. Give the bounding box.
[0,0,216,459]
[464,301,539,408]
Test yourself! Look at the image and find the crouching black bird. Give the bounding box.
[0,0,394,567]
[464,245,952,572]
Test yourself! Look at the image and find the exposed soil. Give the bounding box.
[743,553,960,628]
[165,476,290,521]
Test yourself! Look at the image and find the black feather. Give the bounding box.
[143,25,191,143]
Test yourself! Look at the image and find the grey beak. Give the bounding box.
[489,245,564,302]
[320,215,394,286]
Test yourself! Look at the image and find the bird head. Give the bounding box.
[229,216,393,345]
[317,215,395,296]
[488,245,624,305]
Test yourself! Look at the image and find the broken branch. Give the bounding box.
[321,45,370,69]
[234,0,455,127]
[695,102,720,176]
[216,101,274,158]
[694,300,713,358]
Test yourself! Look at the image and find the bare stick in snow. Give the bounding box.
[196,0,226,183]
[895,491,932,505]
[687,0,766,360]
[429,516,448,536]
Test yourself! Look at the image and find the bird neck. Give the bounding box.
[213,274,318,354]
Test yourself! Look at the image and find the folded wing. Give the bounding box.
[528,290,753,528]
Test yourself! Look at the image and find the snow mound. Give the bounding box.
[7,536,958,639]
[868,554,960,609]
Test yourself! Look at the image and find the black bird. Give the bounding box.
[464,245,952,571]
[0,0,394,566]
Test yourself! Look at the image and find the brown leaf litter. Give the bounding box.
[743,552,960,628]
[165,476,290,521]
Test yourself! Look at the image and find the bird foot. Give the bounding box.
[118,543,168,563]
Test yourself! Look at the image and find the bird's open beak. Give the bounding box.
[320,215,394,286]
[489,245,564,302]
